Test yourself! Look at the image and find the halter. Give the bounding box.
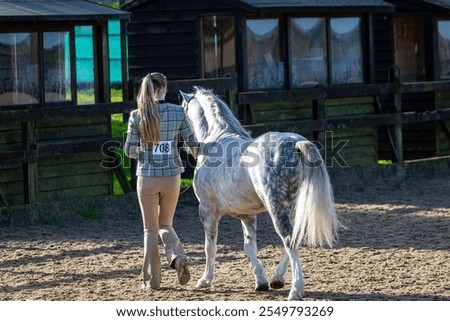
[178,91,195,111]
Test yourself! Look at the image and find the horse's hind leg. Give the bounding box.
[197,205,220,289]
[284,246,305,300]
[240,216,269,291]
[270,210,305,300]
[270,252,289,289]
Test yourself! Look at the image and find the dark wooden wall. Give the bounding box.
[0,115,113,206]
[126,0,237,81]
[373,1,447,161]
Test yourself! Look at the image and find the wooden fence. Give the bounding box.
[1,74,450,208]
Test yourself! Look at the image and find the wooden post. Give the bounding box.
[22,122,37,204]
[313,98,326,161]
[0,187,8,207]
[392,66,404,164]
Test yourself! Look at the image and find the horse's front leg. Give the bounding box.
[197,205,220,289]
[240,216,269,291]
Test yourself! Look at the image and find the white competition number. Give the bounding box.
[152,141,172,155]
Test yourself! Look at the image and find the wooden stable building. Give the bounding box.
[0,0,130,208]
[374,0,450,160]
[124,0,450,167]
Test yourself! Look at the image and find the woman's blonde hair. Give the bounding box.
[136,72,167,146]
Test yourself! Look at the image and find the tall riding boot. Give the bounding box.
[159,225,190,285]
[142,229,161,290]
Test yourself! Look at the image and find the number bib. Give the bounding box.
[152,141,172,155]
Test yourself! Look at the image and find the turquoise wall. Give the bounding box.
[75,20,123,84]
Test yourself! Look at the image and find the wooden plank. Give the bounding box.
[35,116,108,128]
[38,185,110,202]
[0,127,22,146]
[239,83,398,104]
[245,108,450,134]
[0,165,22,183]
[0,150,38,165]
[38,159,107,179]
[0,101,135,126]
[38,138,114,157]
[252,101,312,123]
[168,75,238,92]
[324,96,374,107]
[326,103,374,117]
[36,123,109,142]
[401,80,450,94]
[38,172,110,193]
[0,181,23,195]
[239,81,450,105]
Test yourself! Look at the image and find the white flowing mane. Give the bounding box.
[193,87,251,141]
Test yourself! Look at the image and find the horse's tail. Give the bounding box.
[291,141,340,248]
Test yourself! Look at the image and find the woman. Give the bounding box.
[124,72,197,290]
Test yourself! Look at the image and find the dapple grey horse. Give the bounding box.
[180,88,339,300]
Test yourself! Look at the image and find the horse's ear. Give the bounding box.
[179,91,194,105]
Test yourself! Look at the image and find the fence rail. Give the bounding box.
[1,77,450,206]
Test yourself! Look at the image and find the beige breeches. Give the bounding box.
[136,175,186,288]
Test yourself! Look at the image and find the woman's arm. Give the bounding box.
[124,113,140,159]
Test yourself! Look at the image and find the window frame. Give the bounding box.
[42,28,76,106]
[288,14,366,88]
[436,19,450,80]
[0,20,119,109]
[199,14,237,79]
[244,16,286,91]
[0,31,40,107]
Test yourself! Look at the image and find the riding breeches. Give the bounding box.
[136,174,187,288]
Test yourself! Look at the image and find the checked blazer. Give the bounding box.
[124,101,197,176]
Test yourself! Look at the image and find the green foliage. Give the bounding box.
[181,178,193,189]
[378,159,393,165]
[111,113,127,138]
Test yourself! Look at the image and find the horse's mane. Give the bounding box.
[194,87,252,140]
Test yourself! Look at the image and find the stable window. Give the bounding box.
[0,33,39,106]
[330,17,363,84]
[201,15,236,78]
[75,26,95,104]
[43,31,72,103]
[438,20,450,80]
[290,18,327,87]
[289,16,363,87]
[246,19,284,90]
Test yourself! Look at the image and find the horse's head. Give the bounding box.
[179,87,251,143]
[179,88,210,142]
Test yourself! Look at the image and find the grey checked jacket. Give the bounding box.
[124,102,198,176]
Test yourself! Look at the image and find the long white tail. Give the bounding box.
[291,141,340,248]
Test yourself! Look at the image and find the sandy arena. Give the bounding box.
[1,173,449,301]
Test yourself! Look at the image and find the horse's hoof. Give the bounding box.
[196,278,211,289]
[255,283,269,291]
[270,280,285,289]
[288,289,304,301]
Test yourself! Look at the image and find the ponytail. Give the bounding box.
[137,73,167,146]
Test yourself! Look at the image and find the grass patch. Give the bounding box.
[181,178,193,189]
[78,209,104,220]
[378,159,393,165]
[111,113,127,138]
